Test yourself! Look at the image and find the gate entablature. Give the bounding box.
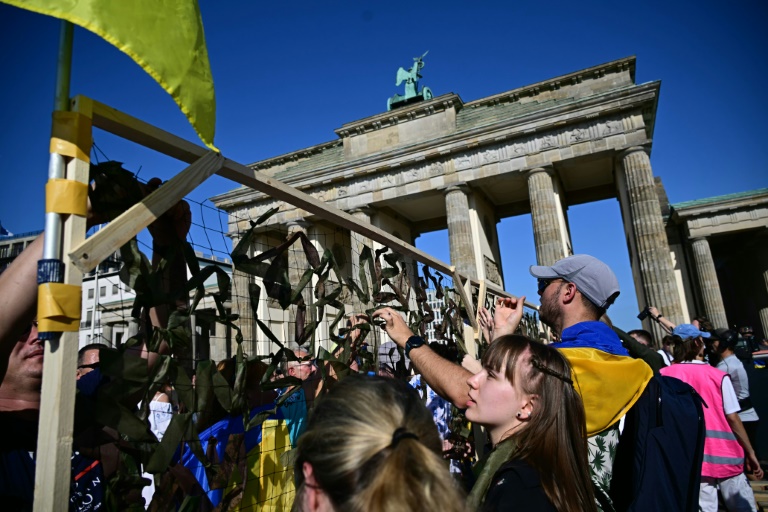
[216,57,652,220]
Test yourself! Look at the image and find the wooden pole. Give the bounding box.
[34,157,88,512]
[34,20,82,512]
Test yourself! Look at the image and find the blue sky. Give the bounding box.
[1,1,766,331]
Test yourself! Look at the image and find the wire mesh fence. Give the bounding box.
[77,144,540,509]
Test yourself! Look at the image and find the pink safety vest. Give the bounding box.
[660,363,744,478]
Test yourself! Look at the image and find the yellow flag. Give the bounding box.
[560,347,653,436]
[3,0,217,150]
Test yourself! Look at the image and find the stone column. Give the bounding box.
[287,219,312,344]
[760,268,768,340]
[527,167,569,266]
[444,184,477,279]
[617,147,683,339]
[690,237,728,329]
[231,234,256,355]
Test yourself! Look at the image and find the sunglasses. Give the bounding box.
[537,278,564,295]
[20,320,39,338]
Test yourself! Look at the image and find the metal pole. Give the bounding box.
[42,21,72,260]
[40,21,73,340]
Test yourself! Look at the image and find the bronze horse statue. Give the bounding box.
[388,51,433,110]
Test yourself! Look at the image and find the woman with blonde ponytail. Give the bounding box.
[292,374,466,512]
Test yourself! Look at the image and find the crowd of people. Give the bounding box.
[1,176,766,512]
[292,254,766,512]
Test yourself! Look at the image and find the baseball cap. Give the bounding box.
[529,254,620,309]
[672,324,711,339]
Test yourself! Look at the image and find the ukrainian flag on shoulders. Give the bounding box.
[2,0,217,150]
[555,321,653,437]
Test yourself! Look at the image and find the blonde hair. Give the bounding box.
[292,375,465,512]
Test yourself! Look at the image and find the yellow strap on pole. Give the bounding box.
[50,111,92,161]
[45,179,89,216]
[37,282,82,332]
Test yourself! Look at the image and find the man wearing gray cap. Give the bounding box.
[531,254,619,338]
[374,254,653,509]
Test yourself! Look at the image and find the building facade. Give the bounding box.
[667,189,768,339]
[0,230,42,275]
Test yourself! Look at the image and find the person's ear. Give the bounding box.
[303,461,316,484]
[561,282,578,304]
[519,394,538,421]
[301,462,321,511]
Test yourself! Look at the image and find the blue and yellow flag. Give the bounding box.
[563,347,653,436]
[3,0,217,150]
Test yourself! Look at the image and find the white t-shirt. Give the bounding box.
[717,354,759,422]
[682,361,739,414]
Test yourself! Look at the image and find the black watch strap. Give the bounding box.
[405,335,426,358]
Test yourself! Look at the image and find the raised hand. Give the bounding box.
[478,306,493,343]
[372,308,414,347]
[492,296,526,339]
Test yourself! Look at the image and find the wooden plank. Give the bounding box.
[67,151,224,272]
[475,279,487,340]
[76,97,556,316]
[81,96,556,338]
[473,277,510,298]
[467,276,539,311]
[81,96,461,278]
[73,95,203,164]
[34,156,88,512]
[451,267,477,330]
[464,323,477,360]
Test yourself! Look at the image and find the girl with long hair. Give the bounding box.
[466,335,597,512]
[292,374,466,512]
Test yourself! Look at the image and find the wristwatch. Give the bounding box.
[405,335,426,358]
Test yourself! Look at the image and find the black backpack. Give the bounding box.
[608,375,706,512]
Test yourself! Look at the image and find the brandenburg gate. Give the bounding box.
[212,56,690,343]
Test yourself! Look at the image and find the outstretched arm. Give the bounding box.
[726,412,764,479]
[648,306,675,334]
[372,307,472,408]
[0,235,43,350]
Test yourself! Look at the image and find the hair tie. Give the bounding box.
[391,427,419,447]
[531,358,573,386]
